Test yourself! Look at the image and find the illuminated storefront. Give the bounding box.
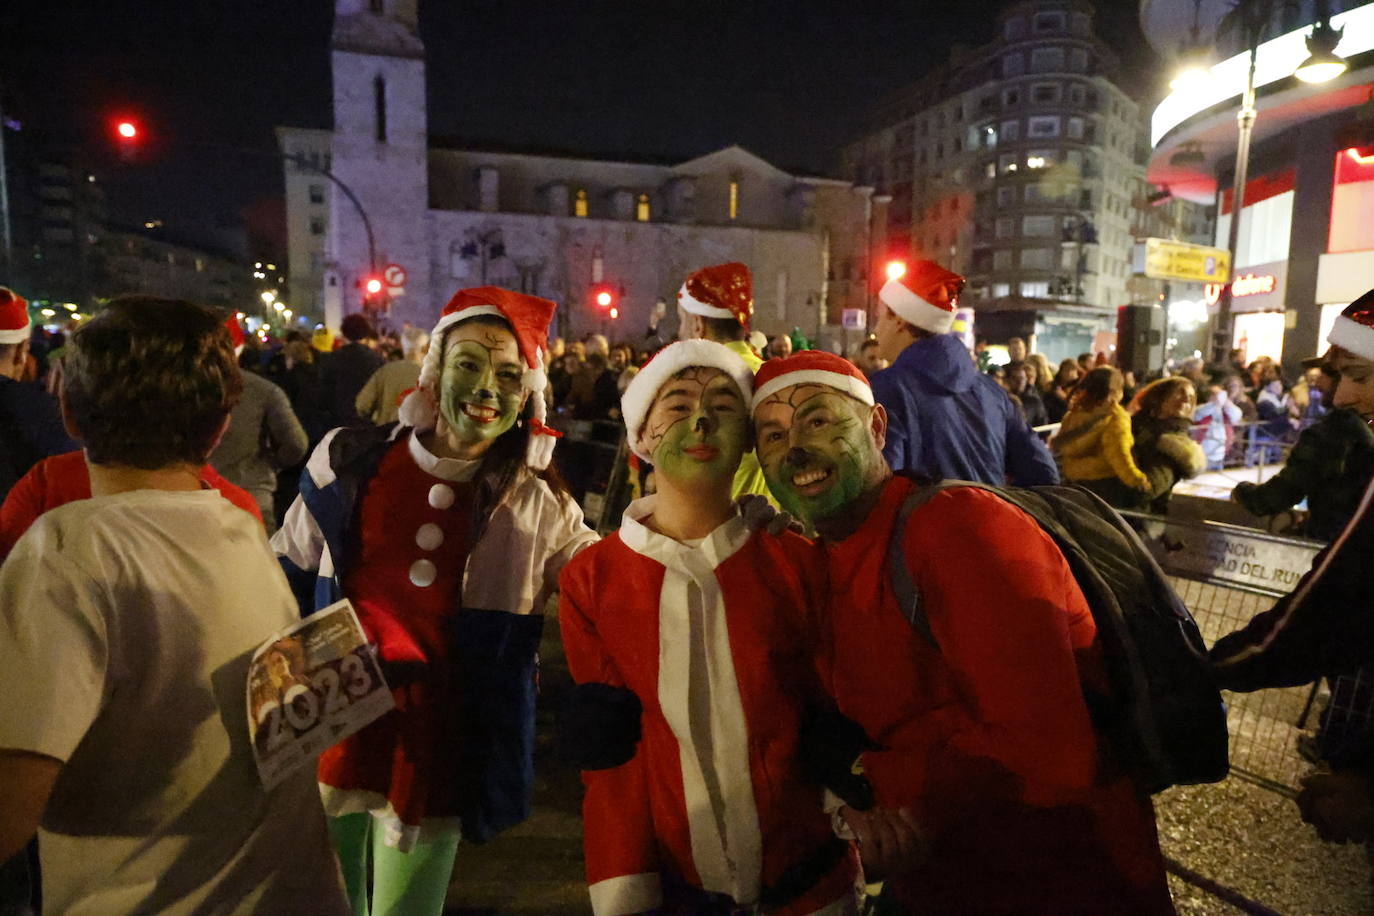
[1143,0,1374,374]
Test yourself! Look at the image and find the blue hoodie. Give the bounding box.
[869,333,1058,486]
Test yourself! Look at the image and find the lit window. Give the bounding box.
[729,179,740,220]
[1020,281,1051,298]
[574,189,589,218]
[636,193,651,222]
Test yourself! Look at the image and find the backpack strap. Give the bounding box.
[887,480,985,649]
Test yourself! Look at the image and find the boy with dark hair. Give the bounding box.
[0,296,348,914]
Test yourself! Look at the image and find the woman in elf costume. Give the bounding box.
[273,287,596,915]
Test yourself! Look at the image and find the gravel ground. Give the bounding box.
[1157,779,1371,915]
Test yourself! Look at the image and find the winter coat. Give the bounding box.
[1053,401,1149,491]
[1233,408,1374,541]
[870,334,1058,486]
[1131,414,1206,514]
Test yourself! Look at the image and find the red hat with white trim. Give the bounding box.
[878,260,965,335]
[620,340,755,462]
[750,350,873,412]
[677,262,753,329]
[1327,289,1374,362]
[0,288,31,346]
[398,286,560,469]
[224,315,245,356]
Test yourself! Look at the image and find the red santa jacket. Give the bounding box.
[0,449,262,561]
[558,499,857,916]
[824,475,1173,914]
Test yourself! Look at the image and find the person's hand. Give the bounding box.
[838,805,926,879]
[1297,771,1374,843]
[736,493,804,536]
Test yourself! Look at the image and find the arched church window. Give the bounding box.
[574,189,589,218]
[374,75,387,143]
[636,194,651,222]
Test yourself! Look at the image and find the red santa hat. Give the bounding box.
[224,315,246,356]
[398,286,560,469]
[1327,289,1374,363]
[750,350,873,412]
[677,262,754,329]
[0,288,31,346]
[878,260,965,335]
[620,340,756,462]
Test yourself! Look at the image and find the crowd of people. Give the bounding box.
[0,268,1372,916]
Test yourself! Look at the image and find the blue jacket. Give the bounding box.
[869,334,1058,486]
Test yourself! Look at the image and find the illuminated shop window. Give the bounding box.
[1330,146,1374,254]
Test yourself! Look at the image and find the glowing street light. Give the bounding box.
[260,291,275,305]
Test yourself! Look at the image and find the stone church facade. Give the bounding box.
[278,0,887,346]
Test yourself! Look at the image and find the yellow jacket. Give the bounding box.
[1052,401,1149,490]
[722,339,775,505]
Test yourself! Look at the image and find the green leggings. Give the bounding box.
[328,813,460,916]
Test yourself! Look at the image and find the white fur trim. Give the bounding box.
[588,874,663,916]
[879,277,956,334]
[0,322,30,345]
[677,281,737,320]
[751,368,874,411]
[619,340,755,463]
[1328,314,1374,362]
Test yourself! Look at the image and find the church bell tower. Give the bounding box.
[326,0,432,329]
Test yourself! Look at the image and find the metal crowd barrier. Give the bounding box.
[1126,511,1326,796]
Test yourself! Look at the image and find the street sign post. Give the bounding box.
[382,263,408,297]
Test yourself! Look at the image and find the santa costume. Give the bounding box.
[272,290,596,914]
[559,341,858,916]
[752,352,1174,915]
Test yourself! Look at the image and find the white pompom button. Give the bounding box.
[415,523,444,551]
[409,559,437,588]
[428,484,455,510]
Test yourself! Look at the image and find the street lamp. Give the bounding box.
[1197,0,1347,364]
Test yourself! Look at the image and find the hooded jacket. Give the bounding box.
[869,334,1058,486]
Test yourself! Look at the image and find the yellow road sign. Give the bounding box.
[1135,238,1231,284]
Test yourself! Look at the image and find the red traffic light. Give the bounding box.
[885,260,907,281]
[116,121,138,140]
[365,277,383,295]
[595,291,612,308]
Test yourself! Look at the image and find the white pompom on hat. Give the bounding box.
[0,288,31,345]
[878,260,965,335]
[1327,289,1374,363]
[620,339,755,463]
[396,286,560,469]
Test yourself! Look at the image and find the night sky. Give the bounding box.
[0,0,1151,254]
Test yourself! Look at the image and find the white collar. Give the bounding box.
[408,431,481,482]
[618,495,752,570]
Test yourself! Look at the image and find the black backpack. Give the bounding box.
[887,479,1229,794]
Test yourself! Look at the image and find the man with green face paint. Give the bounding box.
[274,288,596,916]
[751,351,1173,915]
[558,340,860,916]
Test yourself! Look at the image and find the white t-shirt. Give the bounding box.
[0,488,348,915]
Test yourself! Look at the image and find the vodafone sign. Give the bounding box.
[1204,262,1286,312]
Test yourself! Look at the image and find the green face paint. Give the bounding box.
[754,386,883,525]
[438,321,525,449]
[638,367,748,489]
